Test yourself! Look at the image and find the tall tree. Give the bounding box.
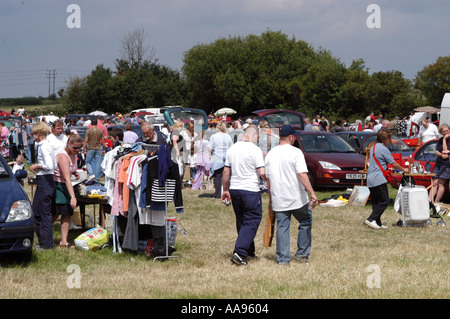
[340,59,371,118]
[182,30,315,114]
[110,59,186,113]
[82,65,114,113]
[60,76,87,113]
[119,27,156,68]
[415,56,450,107]
[298,49,347,117]
[367,70,419,118]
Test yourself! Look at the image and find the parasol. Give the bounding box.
[89,110,108,116]
[413,106,440,114]
[214,108,237,117]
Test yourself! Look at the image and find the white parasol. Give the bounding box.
[89,110,108,116]
[214,108,237,117]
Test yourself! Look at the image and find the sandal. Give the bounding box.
[58,243,74,249]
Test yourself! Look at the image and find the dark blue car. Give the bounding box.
[0,154,34,261]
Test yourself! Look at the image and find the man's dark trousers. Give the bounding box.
[33,174,55,249]
[229,189,262,258]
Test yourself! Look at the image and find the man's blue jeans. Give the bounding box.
[24,145,32,163]
[275,204,312,263]
[85,149,103,180]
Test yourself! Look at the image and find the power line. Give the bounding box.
[0,81,49,87]
[46,69,57,97]
[0,69,47,74]
[0,76,45,82]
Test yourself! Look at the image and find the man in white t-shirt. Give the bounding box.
[222,125,266,266]
[418,118,439,145]
[47,120,68,156]
[264,125,318,265]
[373,119,390,134]
[17,107,25,117]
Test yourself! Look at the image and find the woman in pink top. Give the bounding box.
[52,134,82,248]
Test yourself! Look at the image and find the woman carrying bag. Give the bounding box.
[366,128,408,229]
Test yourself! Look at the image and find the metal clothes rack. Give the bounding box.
[112,142,181,261]
[144,143,181,262]
[153,179,181,263]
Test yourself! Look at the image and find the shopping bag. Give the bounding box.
[176,157,184,177]
[74,226,110,251]
[394,185,403,213]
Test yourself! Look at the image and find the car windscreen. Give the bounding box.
[362,135,410,152]
[336,133,368,150]
[299,134,356,153]
[165,109,207,130]
[389,135,411,151]
[0,160,10,177]
[258,132,280,153]
[415,141,437,162]
[265,112,303,128]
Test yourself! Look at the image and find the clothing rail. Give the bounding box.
[111,141,181,261]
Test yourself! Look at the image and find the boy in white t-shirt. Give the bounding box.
[222,125,266,266]
[8,154,25,173]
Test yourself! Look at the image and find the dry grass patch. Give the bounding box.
[0,185,448,299]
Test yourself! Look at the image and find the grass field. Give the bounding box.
[0,182,448,300]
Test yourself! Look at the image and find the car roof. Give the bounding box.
[252,109,306,117]
[0,116,23,121]
[336,131,374,135]
[294,130,333,135]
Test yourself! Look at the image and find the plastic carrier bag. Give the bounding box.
[168,217,188,246]
[74,226,110,251]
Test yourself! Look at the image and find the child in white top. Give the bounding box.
[8,154,25,173]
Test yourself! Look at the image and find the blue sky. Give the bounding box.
[0,0,448,98]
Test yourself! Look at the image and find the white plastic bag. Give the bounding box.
[394,185,403,213]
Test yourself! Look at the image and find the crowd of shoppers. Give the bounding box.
[2,106,448,265]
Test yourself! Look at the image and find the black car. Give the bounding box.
[336,131,413,156]
[65,114,113,125]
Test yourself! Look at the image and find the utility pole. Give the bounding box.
[46,69,56,97]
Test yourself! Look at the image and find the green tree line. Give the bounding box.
[59,30,449,120]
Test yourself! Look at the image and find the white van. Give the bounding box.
[439,93,450,126]
[130,105,182,117]
[37,114,59,124]
[130,108,161,116]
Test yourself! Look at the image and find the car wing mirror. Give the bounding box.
[14,169,28,180]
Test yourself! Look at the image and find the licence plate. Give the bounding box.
[346,173,366,179]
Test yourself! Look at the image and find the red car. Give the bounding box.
[251,109,305,130]
[390,139,438,188]
[0,110,11,116]
[336,131,414,168]
[135,111,154,124]
[293,131,367,188]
